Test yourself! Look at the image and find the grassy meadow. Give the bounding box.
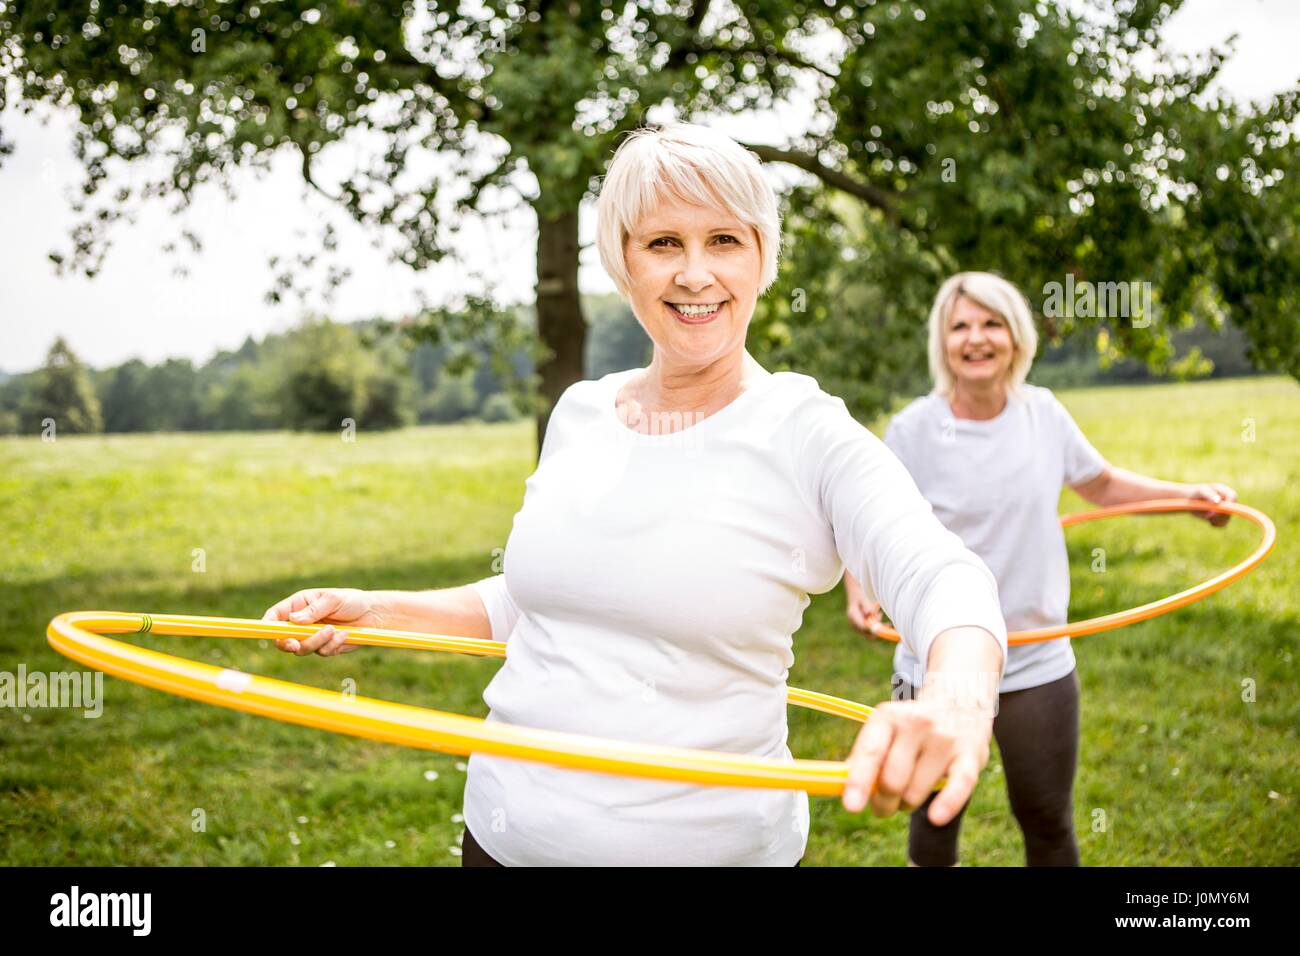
[1,375,1296,865]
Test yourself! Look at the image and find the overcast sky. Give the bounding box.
[2,0,1297,374]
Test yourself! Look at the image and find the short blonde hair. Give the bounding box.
[928,271,1039,396]
[595,123,781,298]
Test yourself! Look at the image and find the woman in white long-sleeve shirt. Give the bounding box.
[260,123,1010,866]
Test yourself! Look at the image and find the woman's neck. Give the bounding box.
[948,380,1009,421]
[638,350,766,413]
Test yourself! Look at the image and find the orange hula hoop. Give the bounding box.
[867,498,1276,646]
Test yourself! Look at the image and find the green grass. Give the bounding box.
[1,377,1296,865]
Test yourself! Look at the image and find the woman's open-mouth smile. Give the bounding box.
[666,301,726,325]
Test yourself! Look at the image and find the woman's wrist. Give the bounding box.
[367,587,493,640]
[365,590,397,630]
[922,625,1003,718]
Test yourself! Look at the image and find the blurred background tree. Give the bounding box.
[21,336,103,434]
[2,0,1296,443]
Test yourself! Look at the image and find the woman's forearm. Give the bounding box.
[368,586,494,640]
[1078,465,1192,506]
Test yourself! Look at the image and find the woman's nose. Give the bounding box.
[675,248,715,291]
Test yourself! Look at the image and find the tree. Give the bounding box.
[419,371,479,424]
[202,360,280,431]
[748,0,1300,416]
[3,0,1296,444]
[146,358,203,431]
[101,358,155,432]
[279,318,366,431]
[585,293,652,378]
[360,336,416,429]
[24,337,102,435]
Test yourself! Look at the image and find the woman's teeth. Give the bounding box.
[672,303,722,316]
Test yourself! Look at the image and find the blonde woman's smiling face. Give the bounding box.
[945,294,1016,389]
[623,193,762,369]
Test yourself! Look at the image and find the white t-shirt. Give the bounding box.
[465,365,1008,866]
[883,384,1107,695]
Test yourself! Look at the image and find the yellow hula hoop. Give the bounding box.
[46,611,876,797]
[48,498,1271,796]
[868,498,1277,645]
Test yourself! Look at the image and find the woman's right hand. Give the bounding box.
[844,573,883,636]
[261,588,380,657]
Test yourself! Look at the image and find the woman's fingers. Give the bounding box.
[293,625,340,656]
[1190,482,1237,526]
[844,701,992,822]
[843,707,896,812]
[846,599,882,636]
[1208,483,1237,527]
[263,589,361,655]
[864,601,881,629]
[844,703,934,816]
[900,734,957,812]
[289,590,343,625]
[318,628,355,656]
[272,626,352,656]
[869,708,933,818]
[847,601,867,632]
[266,592,308,652]
[263,589,309,623]
[927,748,983,827]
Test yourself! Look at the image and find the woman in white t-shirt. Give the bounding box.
[844,271,1237,866]
[259,125,1013,866]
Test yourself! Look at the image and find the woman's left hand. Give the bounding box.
[841,695,994,825]
[1187,482,1237,527]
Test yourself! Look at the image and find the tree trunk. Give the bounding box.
[534,204,586,460]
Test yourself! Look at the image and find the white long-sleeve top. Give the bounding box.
[465,366,1007,866]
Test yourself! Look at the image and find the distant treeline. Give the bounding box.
[1028,320,1268,391]
[0,295,652,436]
[0,297,1261,437]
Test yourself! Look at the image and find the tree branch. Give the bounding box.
[300,148,342,203]
[741,143,898,221]
[693,41,839,81]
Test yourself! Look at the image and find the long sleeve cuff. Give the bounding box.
[909,562,1009,683]
[468,574,522,643]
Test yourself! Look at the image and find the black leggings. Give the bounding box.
[461,827,803,866]
[897,668,1080,867]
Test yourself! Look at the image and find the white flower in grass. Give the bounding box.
[449,846,462,857]
[288,831,301,845]
[424,770,439,781]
